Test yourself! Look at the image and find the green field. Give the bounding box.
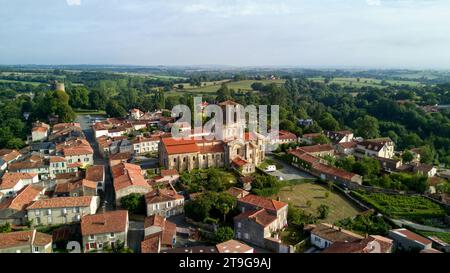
[353,191,446,221]
[74,109,106,115]
[0,79,46,86]
[273,182,361,223]
[171,79,286,95]
[419,231,450,244]
[309,77,422,88]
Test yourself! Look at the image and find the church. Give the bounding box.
[158,101,266,175]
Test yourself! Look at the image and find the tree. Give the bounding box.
[0,223,12,233]
[312,134,330,145]
[106,99,127,118]
[89,89,107,110]
[102,240,133,253]
[120,193,145,214]
[216,83,232,102]
[354,115,379,139]
[251,82,265,91]
[317,204,330,219]
[402,150,414,163]
[68,86,89,109]
[214,226,234,243]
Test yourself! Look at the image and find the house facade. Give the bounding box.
[27,196,100,226]
[145,187,184,217]
[0,230,52,253]
[81,210,129,252]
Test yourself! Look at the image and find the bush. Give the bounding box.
[121,193,146,215]
[214,226,234,243]
[317,204,330,219]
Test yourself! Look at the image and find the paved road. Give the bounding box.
[75,114,115,211]
[391,219,450,232]
[265,154,315,181]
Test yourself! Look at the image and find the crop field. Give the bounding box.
[171,79,286,95]
[309,77,422,88]
[352,191,446,221]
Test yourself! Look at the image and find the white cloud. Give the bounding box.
[66,0,81,6]
[366,0,382,6]
[182,1,291,18]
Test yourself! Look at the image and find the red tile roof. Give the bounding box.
[322,235,393,253]
[235,209,277,227]
[81,210,128,236]
[239,194,287,212]
[0,150,21,162]
[0,185,42,211]
[307,223,364,243]
[232,157,249,167]
[144,214,176,246]
[49,156,66,163]
[390,228,432,246]
[111,163,150,192]
[145,188,183,204]
[141,234,160,253]
[0,230,52,249]
[85,165,104,182]
[0,173,38,190]
[27,196,94,209]
[216,240,254,253]
[298,144,334,154]
[160,169,178,177]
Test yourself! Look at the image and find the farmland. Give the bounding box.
[169,79,286,95]
[352,191,447,222]
[309,77,422,88]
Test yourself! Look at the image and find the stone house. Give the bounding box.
[0,173,39,197]
[81,210,129,252]
[388,228,433,252]
[111,163,152,207]
[85,165,105,193]
[54,179,98,197]
[141,214,177,253]
[0,230,52,253]
[145,186,184,217]
[0,185,44,225]
[354,138,395,159]
[305,223,364,249]
[234,194,288,249]
[27,196,100,226]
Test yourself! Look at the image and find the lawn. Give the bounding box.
[0,79,45,86]
[272,182,361,223]
[352,191,447,221]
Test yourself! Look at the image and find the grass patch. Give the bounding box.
[258,158,284,171]
[272,182,361,223]
[0,79,45,86]
[74,109,106,115]
[171,79,286,94]
[419,231,450,244]
[308,77,422,88]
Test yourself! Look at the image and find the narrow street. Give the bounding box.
[75,114,115,211]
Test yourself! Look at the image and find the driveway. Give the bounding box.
[264,154,315,181]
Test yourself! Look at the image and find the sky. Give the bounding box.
[1,0,450,68]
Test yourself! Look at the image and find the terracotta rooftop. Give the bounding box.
[81,210,128,236]
[141,234,161,253]
[232,156,249,167]
[27,196,94,209]
[49,156,66,163]
[235,209,277,227]
[85,165,104,182]
[307,223,364,243]
[160,169,178,177]
[302,133,322,139]
[239,194,287,212]
[109,152,132,161]
[0,149,21,162]
[144,214,176,246]
[0,172,38,190]
[0,230,52,249]
[227,187,250,199]
[145,188,183,204]
[298,144,334,154]
[390,228,432,246]
[216,239,254,253]
[322,235,393,253]
[111,163,150,192]
[0,185,43,211]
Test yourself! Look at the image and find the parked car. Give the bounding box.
[265,165,277,172]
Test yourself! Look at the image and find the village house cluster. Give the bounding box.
[0,100,448,254]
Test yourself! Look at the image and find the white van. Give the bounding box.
[265,165,277,172]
